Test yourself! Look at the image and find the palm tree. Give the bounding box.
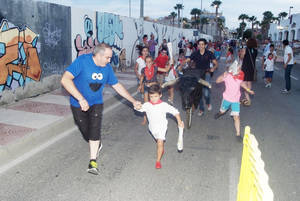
[190,8,202,29]
[211,0,222,39]
[200,17,209,33]
[174,4,184,27]
[169,12,177,26]
[261,11,274,39]
[248,16,257,31]
[211,0,222,17]
[238,14,249,23]
[278,12,288,25]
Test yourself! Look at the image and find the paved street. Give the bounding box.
[0,59,299,201]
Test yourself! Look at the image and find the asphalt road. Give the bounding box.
[0,58,299,201]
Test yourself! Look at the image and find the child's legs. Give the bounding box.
[220,99,230,114]
[230,102,240,136]
[244,81,252,100]
[156,139,164,162]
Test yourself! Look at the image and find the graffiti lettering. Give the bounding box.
[42,23,62,48]
[0,19,42,92]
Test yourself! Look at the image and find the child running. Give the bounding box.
[214,61,254,141]
[135,84,184,169]
[138,56,170,124]
[263,53,274,88]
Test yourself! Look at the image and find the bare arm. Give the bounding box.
[112,83,141,108]
[284,53,292,68]
[175,113,184,128]
[210,59,218,72]
[241,82,255,95]
[134,62,140,77]
[61,71,89,111]
[216,72,226,84]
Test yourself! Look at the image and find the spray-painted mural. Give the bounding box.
[0,19,41,92]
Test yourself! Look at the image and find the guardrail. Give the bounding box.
[237,126,274,201]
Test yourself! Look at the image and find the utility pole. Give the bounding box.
[140,0,144,19]
[129,0,131,18]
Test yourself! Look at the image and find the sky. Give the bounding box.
[37,0,300,30]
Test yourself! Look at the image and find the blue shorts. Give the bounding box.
[220,99,240,116]
[265,71,273,78]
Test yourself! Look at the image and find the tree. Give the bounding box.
[248,16,257,31]
[174,4,184,27]
[278,11,288,25]
[261,11,274,39]
[200,17,209,33]
[211,0,222,39]
[211,0,222,17]
[238,14,249,23]
[190,8,202,29]
[169,12,177,26]
[243,29,253,39]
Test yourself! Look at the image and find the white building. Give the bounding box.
[269,13,300,42]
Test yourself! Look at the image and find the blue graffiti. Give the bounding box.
[84,15,93,38]
[96,12,124,46]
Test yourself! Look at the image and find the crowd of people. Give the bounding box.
[60,33,294,174]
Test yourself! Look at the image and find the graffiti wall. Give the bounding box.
[71,9,211,69]
[0,0,71,92]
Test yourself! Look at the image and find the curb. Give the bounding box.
[0,86,138,167]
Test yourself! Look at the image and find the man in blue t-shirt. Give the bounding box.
[61,43,141,175]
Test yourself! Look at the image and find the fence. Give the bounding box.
[237,126,274,201]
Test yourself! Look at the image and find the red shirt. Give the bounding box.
[154,53,169,74]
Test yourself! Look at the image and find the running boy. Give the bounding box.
[135,84,184,169]
[214,61,254,141]
[138,56,170,124]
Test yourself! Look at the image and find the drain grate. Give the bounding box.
[207,135,220,140]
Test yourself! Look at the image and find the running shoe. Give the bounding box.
[281,89,290,94]
[197,110,204,116]
[87,160,99,175]
[214,112,225,119]
[207,104,212,111]
[155,161,162,169]
[96,142,103,159]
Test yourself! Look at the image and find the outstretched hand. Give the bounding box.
[133,100,142,110]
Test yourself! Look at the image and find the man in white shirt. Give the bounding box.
[282,40,294,93]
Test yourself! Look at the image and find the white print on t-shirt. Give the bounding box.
[92,73,103,80]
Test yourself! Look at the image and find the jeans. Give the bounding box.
[199,73,211,111]
[285,64,293,91]
[150,51,155,58]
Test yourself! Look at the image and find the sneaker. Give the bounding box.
[207,104,212,111]
[168,98,174,105]
[155,161,162,169]
[281,89,290,94]
[236,135,243,143]
[96,142,103,159]
[265,83,271,88]
[214,112,225,119]
[87,160,99,175]
[197,110,204,116]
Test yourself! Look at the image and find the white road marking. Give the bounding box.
[0,91,138,175]
[290,75,298,81]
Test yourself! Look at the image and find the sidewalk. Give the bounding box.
[0,71,138,166]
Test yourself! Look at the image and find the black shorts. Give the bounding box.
[71,104,103,141]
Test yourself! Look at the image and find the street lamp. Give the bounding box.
[129,0,131,18]
[289,6,293,18]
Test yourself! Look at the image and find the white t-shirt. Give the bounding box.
[136,57,146,75]
[137,101,179,135]
[185,48,193,57]
[284,46,294,65]
[264,59,274,71]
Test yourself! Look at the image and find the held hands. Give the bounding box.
[133,100,142,110]
[79,99,89,111]
[178,120,184,128]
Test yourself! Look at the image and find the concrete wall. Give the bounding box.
[0,0,71,92]
[0,0,212,95]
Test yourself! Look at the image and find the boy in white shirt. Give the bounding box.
[282,40,294,93]
[135,84,184,169]
[263,53,275,88]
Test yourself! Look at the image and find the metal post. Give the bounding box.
[201,0,202,10]
[140,0,144,19]
[129,0,131,18]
